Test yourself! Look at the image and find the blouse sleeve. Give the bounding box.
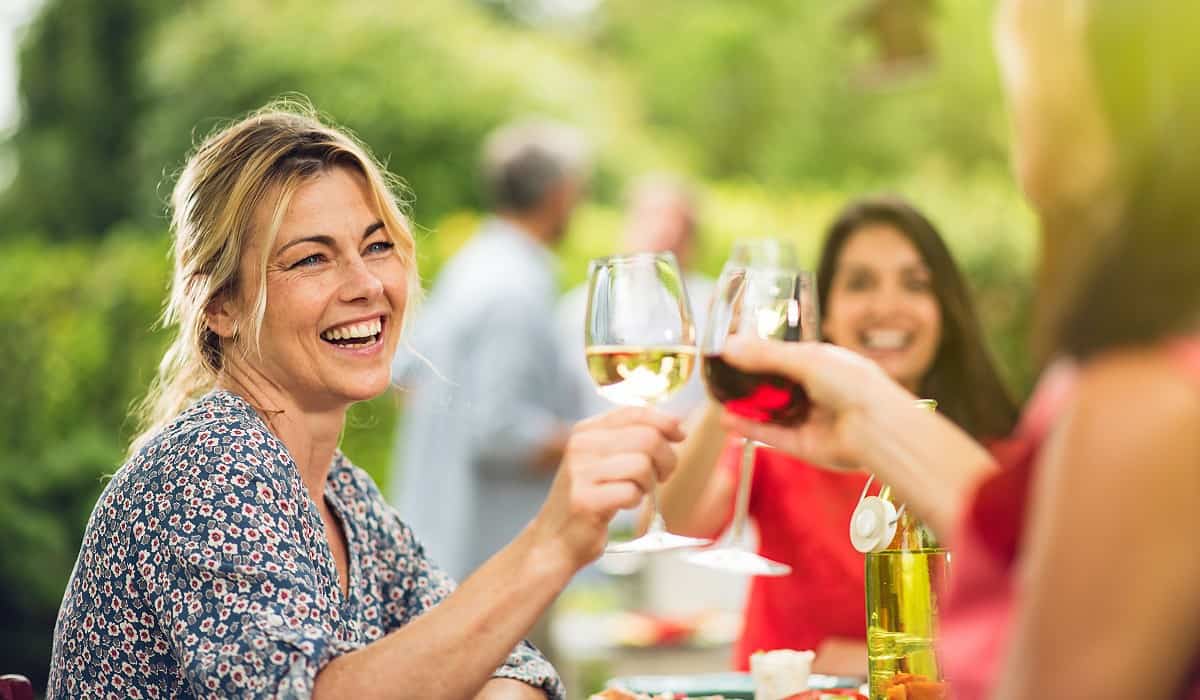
[347,465,565,699]
[151,454,354,698]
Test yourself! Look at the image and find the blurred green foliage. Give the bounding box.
[0,0,1037,687]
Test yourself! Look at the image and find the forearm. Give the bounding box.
[657,402,733,536]
[313,529,570,700]
[844,388,996,539]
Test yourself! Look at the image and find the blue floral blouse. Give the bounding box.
[48,390,563,699]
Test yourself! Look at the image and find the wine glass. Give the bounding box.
[686,263,819,576]
[727,238,799,269]
[584,251,712,553]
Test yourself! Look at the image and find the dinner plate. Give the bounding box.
[608,671,865,699]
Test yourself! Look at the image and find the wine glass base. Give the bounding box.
[605,531,712,554]
[684,547,793,576]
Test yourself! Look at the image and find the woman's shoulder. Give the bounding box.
[1080,333,1200,399]
[1068,339,1200,438]
[114,391,288,503]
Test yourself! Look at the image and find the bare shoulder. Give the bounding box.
[1058,345,1200,486]
[1073,344,1200,425]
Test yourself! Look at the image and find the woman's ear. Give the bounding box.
[205,291,239,340]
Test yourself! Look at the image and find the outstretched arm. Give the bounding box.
[656,401,738,538]
[314,407,686,700]
[717,338,996,538]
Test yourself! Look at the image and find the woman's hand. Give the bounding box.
[531,406,686,572]
[714,337,994,536]
[718,337,911,471]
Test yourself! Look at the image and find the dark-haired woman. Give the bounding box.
[659,196,1017,675]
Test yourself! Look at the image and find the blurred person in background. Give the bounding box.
[716,0,1200,696]
[391,119,590,583]
[659,196,1017,676]
[48,103,683,699]
[557,173,714,420]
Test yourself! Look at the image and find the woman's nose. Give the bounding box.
[866,286,903,317]
[339,256,385,302]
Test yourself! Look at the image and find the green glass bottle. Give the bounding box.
[850,400,949,699]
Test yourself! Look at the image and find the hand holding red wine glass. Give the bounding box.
[703,266,819,425]
[684,264,818,577]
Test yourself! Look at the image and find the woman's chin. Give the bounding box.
[325,375,392,406]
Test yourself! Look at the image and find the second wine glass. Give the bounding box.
[584,251,712,554]
[687,263,819,576]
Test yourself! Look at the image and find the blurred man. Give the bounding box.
[391,120,590,581]
[557,174,714,420]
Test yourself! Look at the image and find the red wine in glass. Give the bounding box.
[703,354,811,424]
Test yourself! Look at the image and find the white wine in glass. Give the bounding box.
[584,251,712,554]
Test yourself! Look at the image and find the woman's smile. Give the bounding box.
[320,314,387,354]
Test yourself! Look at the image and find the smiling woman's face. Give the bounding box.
[822,224,942,393]
[218,166,409,411]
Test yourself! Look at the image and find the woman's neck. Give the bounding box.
[217,361,347,503]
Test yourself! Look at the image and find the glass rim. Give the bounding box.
[721,263,815,279]
[587,250,681,267]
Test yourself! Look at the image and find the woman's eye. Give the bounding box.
[843,275,874,292]
[366,240,395,255]
[905,277,933,293]
[290,254,325,269]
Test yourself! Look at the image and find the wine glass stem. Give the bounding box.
[642,397,667,535]
[728,439,757,543]
[646,488,667,534]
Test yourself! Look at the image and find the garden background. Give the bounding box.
[0,0,1035,690]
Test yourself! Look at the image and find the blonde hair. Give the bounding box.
[130,99,418,454]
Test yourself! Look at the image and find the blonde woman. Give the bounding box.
[47,104,682,699]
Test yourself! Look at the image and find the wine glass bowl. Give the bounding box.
[702,267,818,425]
[584,251,711,554]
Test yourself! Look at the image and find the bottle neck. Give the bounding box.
[877,483,941,551]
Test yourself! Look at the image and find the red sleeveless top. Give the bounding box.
[940,342,1200,698]
[713,440,878,670]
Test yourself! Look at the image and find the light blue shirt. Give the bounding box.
[391,219,580,580]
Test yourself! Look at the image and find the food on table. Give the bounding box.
[881,673,949,700]
[781,691,868,700]
[588,689,724,700]
[749,648,815,700]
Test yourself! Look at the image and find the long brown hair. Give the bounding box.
[1057,2,1200,358]
[817,196,1019,440]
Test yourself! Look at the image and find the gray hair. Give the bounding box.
[481,119,590,212]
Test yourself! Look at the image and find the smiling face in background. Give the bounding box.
[218,165,408,412]
[822,224,942,393]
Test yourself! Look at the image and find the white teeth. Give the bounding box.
[864,329,910,350]
[321,317,383,341]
